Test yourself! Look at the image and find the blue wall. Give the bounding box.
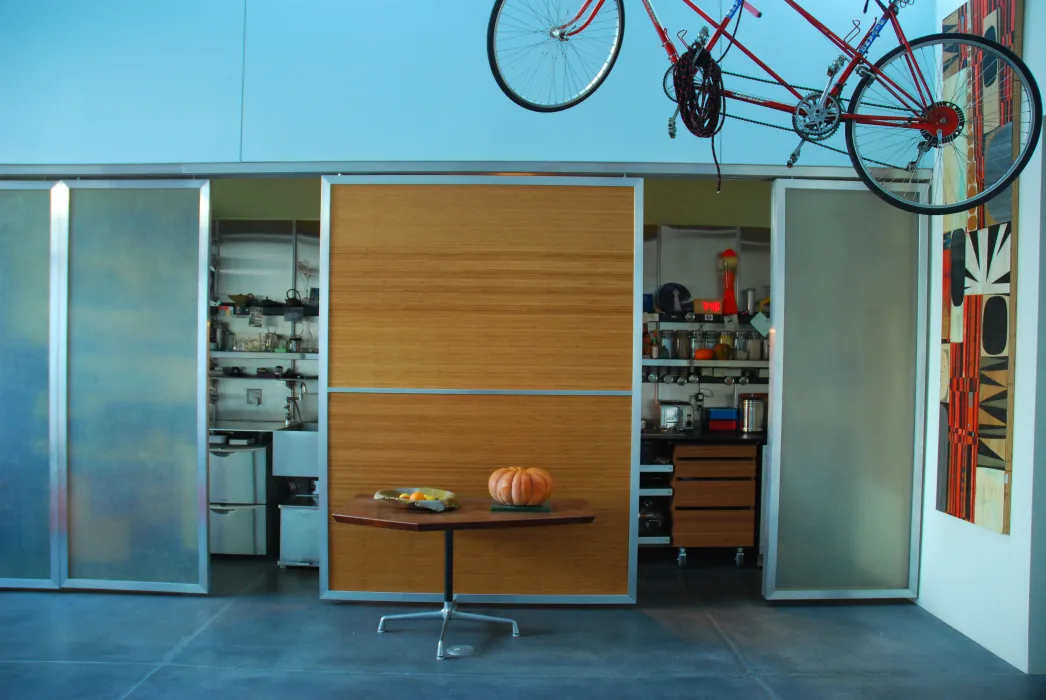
[0,0,934,166]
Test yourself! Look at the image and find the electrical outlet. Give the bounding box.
[246,389,262,405]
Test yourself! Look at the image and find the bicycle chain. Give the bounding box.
[721,70,908,112]
[716,70,911,167]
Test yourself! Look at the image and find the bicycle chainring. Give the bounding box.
[664,64,677,102]
[792,93,842,142]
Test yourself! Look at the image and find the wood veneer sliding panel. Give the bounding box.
[328,392,631,596]
[328,184,634,390]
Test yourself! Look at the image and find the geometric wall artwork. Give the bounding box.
[936,0,1023,534]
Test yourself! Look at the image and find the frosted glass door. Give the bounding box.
[763,181,926,600]
[64,183,208,592]
[0,185,56,587]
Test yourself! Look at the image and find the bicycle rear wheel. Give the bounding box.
[487,0,625,112]
[845,32,1042,216]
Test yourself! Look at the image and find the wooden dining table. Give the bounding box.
[332,496,596,659]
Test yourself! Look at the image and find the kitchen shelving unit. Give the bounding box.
[212,351,319,360]
[638,487,673,497]
[642,359,768,368]
[639,463,674,473]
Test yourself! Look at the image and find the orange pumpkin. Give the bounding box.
[487,467,554,506]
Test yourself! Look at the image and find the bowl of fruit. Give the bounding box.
[373,487,459,512]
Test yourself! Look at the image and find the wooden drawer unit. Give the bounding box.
[672,509,755,547]
[674,460,756,479]
[673,480,755,508]
[674,444,757,460]
[671,443,758,549]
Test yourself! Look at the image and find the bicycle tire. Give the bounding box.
[487,0,625,113]
[845,32,1042,216]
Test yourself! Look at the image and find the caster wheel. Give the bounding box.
[735,548,745,568]
[677,548,687,568]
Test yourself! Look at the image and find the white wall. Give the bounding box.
[0,0,933,166]
[918,0,1045,673]
[1030,117,1046,675]
[0,0,245,164]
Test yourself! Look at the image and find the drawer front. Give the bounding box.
[279,505,320,564]
[273,431,319,478]
[674,444,757,460]
[209,505,267,555]
[673,480,755,508]
[672,509,754,547]
[209,447,267,504]
[674,460,756,479]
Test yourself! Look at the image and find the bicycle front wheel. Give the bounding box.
[845,32,1042,216]
[487,0,625,112]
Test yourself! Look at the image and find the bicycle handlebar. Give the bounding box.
[742,1,762,18]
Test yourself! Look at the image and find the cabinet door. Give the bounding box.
[209,505,267,556]
[63,181,210,593]
[0,183,57,589]
[763,180,926,600]
[209,447,267,504]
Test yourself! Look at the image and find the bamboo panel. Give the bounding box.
[328,393,632,596]
[328,184,635,391]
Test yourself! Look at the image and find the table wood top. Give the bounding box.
[332,496,596,532]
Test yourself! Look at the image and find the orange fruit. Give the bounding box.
[409,491,426,502]
[398,493,410,500]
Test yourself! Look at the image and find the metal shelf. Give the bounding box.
[638,536,671,546]
[209,375,317,381]
[639,463,673,473]
[642,359,769,368]
[212,351,318,360]
[638,488,673,497]
[655,321,757,331]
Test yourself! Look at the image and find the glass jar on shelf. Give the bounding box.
[748,332,764,361]
[734,331,750,360]
[660,330,675,360]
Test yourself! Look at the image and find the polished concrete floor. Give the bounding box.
[1,552,1042,700]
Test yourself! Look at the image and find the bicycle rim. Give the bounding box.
[488,0,623,112]
[846,34,1041,215]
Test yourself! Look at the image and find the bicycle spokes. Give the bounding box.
[487,0,624,112]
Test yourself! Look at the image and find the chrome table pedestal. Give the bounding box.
[377,530,520,659]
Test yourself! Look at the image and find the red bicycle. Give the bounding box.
[487,0,1042,215]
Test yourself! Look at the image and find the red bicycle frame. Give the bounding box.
[564,0,939,131]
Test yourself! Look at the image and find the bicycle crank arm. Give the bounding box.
[905,134,936,172]
[786,141,804,168]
